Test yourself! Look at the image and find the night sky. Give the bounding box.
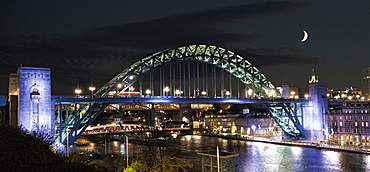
[1,0,370,95]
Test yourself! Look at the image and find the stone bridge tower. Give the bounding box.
[10,67,53,133]
[304,69,328,141]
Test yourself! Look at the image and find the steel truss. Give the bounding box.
[55,102,108,145]
[265,102,306,137]
[95,44,281,98]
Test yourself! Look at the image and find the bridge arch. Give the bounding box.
[95,44,281,98]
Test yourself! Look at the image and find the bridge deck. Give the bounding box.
[53,95,309,104]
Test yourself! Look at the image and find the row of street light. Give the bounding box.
[74,84,237,97]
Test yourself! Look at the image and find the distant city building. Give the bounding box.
[327,87,363,101]
[281,85,300,99]
[205,107,282,138]
[326,102,370,146]
[234,109,281,139]
[205,112,239,134]
[361,67,370,100]
[8,73,18,96]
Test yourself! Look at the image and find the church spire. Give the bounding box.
[309,69,319,83]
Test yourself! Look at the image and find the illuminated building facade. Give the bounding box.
[9,67,53,132]
[327,87,363,100]
[234,112,280,139]
[205,112,239,135]
[361,67,370,100]
[326,102,370,146]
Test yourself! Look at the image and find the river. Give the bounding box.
[79,135,370,172]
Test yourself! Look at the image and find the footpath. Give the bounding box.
[204,134,370,155]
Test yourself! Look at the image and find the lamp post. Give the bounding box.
[251,125,256,140]
[175,89,183,96]
[164,86,169,97]
[247,89,253,98]
[129,86,134,96]
[145,89,151,97]
[290,91,295,99]
[225,91,230,97]
[201,91,207,96]
[89,86,95,101]
[75,89,82,97]
[356,94,360,101]
[348,96,353,102]
[117,83,122,95]
[304,94,310,99]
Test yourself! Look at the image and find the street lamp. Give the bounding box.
[290,91,295,99]
[356,94,360,101]
[117,83,122,95]
[225,91,230,97]
[175,89,183,96]
[89,86,95,101]
[201,91,207,96]
[348,96,353,101]
[164,86,170,97]
[129,86,134,96]
[145,89,151,96]
[75,89,82,97]
[247,89,253,97]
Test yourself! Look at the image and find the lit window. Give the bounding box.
[340,122,343,126]
[355,122,358,127]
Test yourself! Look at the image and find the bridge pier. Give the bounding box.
[303,74,328,142]
[9,67,53,134]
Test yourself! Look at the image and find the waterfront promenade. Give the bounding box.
[205,134,370,155]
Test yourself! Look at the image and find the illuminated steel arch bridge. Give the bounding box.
[55,44,307,145]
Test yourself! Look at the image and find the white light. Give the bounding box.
[182,117,188,123]
[75,89,82,95]
[175,89,182,95]
[164,86,170,92]
[251,125,256,132]
[89,86,96,91]
[225,91,230,96]
[201,91,207,96]
[145,89,151,95]
[247,89,253,96]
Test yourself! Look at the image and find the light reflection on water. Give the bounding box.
[81,135,370,172]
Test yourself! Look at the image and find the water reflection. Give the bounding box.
[80,135,370,171]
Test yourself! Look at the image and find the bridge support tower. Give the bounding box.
[304,70,328,141]
[9,67,53,133]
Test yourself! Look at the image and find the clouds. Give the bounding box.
[0,1,317,94]
[90,1,310,49]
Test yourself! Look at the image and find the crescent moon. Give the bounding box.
[301,30,308,42]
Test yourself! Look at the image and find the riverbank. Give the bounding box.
[204,134,370,155]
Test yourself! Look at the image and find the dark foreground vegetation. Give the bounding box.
[0,125,192,172]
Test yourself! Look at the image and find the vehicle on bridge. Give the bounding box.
[83,123,152,135]
[107,91,140,96]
